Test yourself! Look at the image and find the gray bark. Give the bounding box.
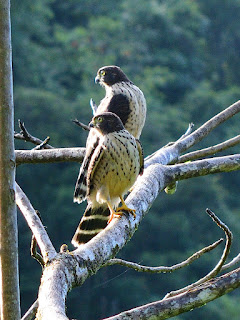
[0,0,21,319]
[105,267,240,320]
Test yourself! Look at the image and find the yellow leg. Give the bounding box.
[116,196,136,219]
[107,201,120,224]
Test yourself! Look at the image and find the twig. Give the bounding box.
[222,253,240,271]
[21,300,38,320]
[72,118,90,131]
[15,183,57,262]
[90,98,98,115]
[14,120,54,149]
[31,235,45,268]
[176,122,194,142]
[145,100,240,168]
[145,123,194,163]
[105,238,223,272]
[30,210,45,268]
[32,137,51,150]
[179,135,240,163]
[164,208,232,298]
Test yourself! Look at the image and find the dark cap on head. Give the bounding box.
[95,66,130,86]
[89,112,125,134]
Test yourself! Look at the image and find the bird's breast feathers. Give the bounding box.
[90,130,140,198]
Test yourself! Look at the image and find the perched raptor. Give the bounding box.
[72,112,144,246]
[92,65,146,139]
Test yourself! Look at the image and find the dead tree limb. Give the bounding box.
[18,100,240,319]
[72,118,90,131]
[15,147,85,165]
[14,100,240,168]
[164,208,232,298]
[15,183,56,263]
[105,238,223,272]
[0,0,21,318]
[14,120,54,149]
[222,253,240,271]
[104,267,240,320]
[179,135,240,163]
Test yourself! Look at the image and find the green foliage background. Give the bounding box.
[12,0,240,319]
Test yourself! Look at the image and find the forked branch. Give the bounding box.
[14,119,53,149]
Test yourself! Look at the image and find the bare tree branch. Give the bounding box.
[175,122,194,142]
[32,136,51,151]
[21,300,38,320]
[145,100,240,168]
[164,208,232,298]
[72,118,90,131]
[179,135,240,163]
[104,267,240,320]
[164,154,240,183]
[15,147,85,165]
[34,158,236,319]
[31,235,45,268]
[14,120,54,149]
[15,183,57,262]
[222,253,240,271]
[0,0,21,317]
[19,100,240,319]
[105,238,223,273]
[30,211,45,268]
[90,98,98,114]
[145,122,194,163]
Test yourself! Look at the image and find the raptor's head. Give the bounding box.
[89,112,124,134]
[95,66,130,86]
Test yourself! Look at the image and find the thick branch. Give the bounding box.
[0,0,21,318]
[15,183,56,262]
[36,161,173,319]
[15,147,85,165]
[165,154,240,183]
[26,100,240,318]
[104,268,240,320]
[14,101,240,168]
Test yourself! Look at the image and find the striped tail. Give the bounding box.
[71,204,110,247]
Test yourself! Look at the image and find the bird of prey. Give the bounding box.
[72,112,144,246]
[92,65,146,139]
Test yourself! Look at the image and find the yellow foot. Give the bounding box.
[107,210,133,224]
[108,211,121,224]
[116,205,136,219]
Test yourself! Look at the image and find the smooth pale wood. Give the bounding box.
[0,1,21,318]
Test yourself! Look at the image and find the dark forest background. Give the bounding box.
[12,0,240,319]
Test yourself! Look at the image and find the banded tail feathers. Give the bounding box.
[71,204,110,246]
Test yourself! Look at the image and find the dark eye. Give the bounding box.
[100,70,106,76]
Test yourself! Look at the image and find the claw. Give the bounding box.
[116,206,136,218]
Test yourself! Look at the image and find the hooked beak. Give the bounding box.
[95,75,100,84]
[89,121,94,128]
